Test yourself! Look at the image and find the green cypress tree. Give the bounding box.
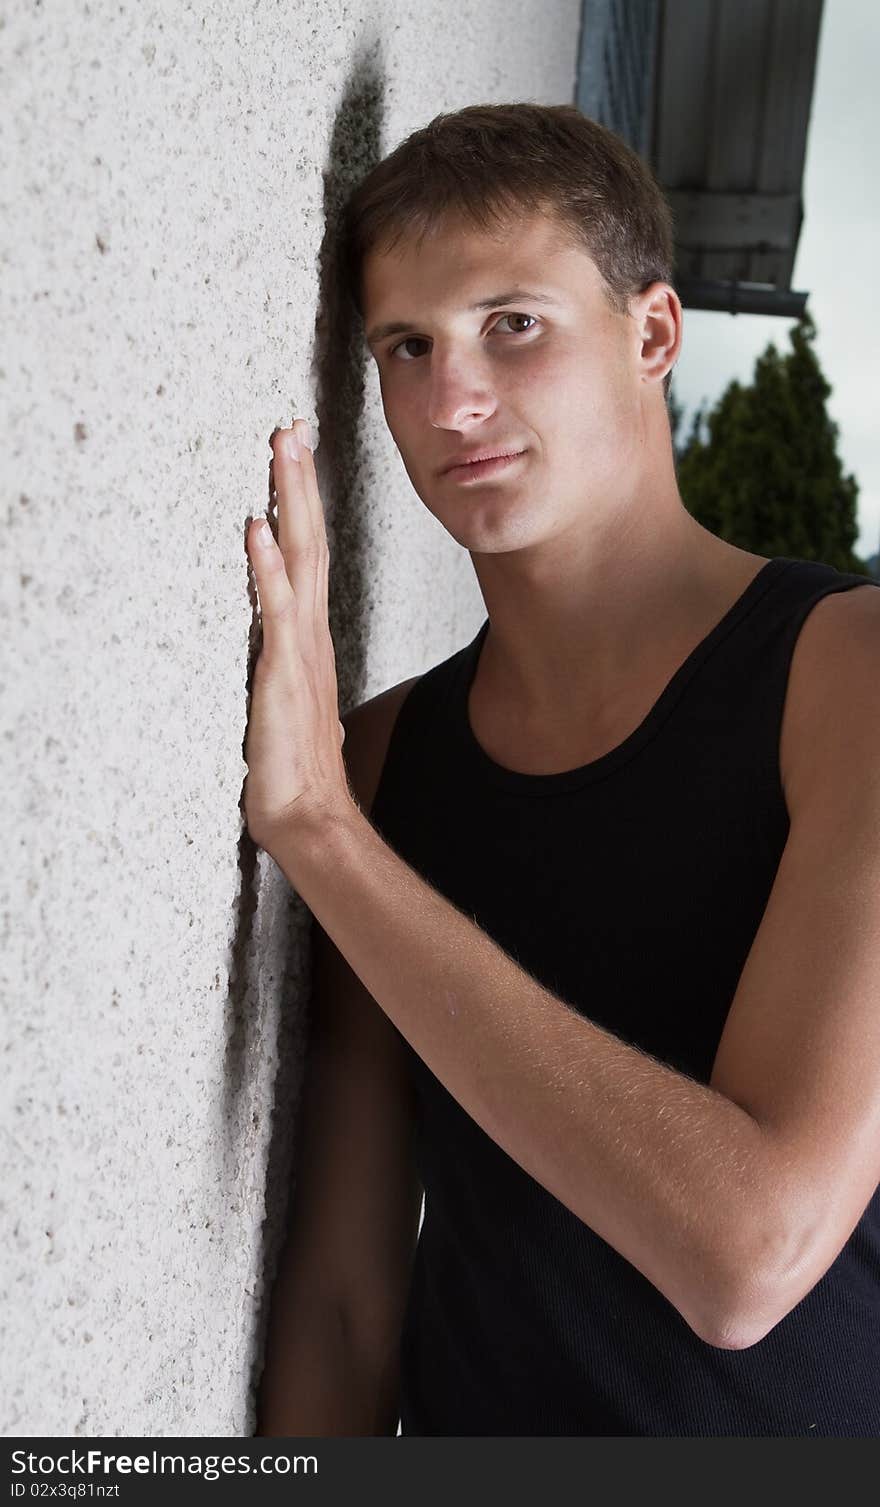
[672,312,869,575]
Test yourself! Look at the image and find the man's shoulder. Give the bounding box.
[341,674,424,817]
[780,578,880,814]
[339,626,482,815]
[787,575,880,694]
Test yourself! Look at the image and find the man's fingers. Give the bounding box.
[248,518,299,665]
[255,418,328,663]
[291,418,325,540]
[273,427,312,561]
[273,421,326,615]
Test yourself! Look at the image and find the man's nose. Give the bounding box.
[426,352,498,430]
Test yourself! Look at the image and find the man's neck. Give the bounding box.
[468,511,767,725]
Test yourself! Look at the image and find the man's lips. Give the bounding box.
[441,448,527,477]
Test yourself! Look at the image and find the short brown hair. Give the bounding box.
[340,102,677,398]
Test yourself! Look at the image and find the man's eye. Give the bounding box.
[495,313,538,336]
[390,336,430,361]
[389,313,539,361]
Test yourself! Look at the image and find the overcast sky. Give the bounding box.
[670,0,878,560]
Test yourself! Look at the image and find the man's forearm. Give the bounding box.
[256,1238,402,1437]
[272,801,791,1349]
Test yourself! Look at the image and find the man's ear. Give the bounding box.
[633,283,682,387]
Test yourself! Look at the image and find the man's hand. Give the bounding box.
[243,418,353,855]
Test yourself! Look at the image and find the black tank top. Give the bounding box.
[369,556,880,1437]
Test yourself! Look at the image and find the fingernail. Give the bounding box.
[285,430,302,462]
[301,420,318,452]
[257,519,274,546]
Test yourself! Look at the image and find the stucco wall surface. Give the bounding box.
[1,0,581,1436]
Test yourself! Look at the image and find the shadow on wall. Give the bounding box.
[212,45,390,1434]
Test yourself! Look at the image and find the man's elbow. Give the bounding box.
[694,1197,819,1350]
[696,1309,775,1352]
[675,1282,772,1352]
[695,1266,797,1352]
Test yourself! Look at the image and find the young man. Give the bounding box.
[248,105,880,1436]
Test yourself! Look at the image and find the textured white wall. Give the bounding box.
[2,0,582,1436]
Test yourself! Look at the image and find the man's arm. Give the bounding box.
[270,583,880,1353]
[256,677,424,1437]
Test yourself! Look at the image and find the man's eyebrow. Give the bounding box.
[365,289,561,347]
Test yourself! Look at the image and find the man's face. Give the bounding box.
[361,209,659,555]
